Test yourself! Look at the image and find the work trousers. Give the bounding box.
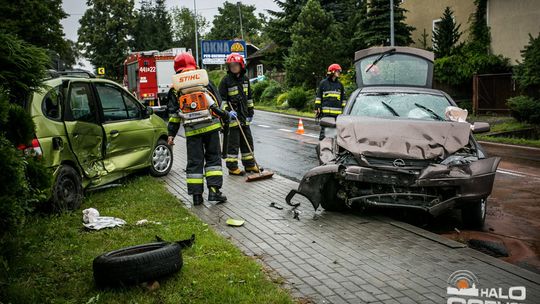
[186,130,223,195]
[225,125,255,170]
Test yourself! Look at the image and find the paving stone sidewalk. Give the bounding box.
[164,137,540,304]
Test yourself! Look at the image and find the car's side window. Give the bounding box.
[122,92,141,119]
[96,84,129,122]
[68,83,96,123]
[42,85,62,120]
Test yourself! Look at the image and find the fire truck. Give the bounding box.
[123,48,188,116]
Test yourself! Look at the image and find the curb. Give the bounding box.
[479,141,540,162]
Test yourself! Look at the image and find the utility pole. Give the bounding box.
[237,1,244,41]
[390,0,395,46]
[193,0,199,66]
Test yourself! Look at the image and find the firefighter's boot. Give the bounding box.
[245,166,261,173]
[208,187,227,203]
[192,194,203,206]
[229,168,245,176]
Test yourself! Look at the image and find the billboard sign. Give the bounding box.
[201,40,247,65]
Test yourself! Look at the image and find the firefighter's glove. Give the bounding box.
[246,116,253,123]
[229,111,238,120]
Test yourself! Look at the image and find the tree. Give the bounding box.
[0,0,74,68]
[285,0,342,88]
[132,0,173,51]
[171,7,208,54]
[469,0,491,53]
[359,0,415,47]
[207,1,263,43]
[514,33,540,98]
[417,28,431,50]
[0,32,50,104]
[432,7,462,58]
[78,0,135,80]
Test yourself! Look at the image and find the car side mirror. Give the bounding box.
[145,106,153,117]
[320,117,336,128]
[472,122,490,133]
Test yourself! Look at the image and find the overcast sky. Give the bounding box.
[61,0,280,68]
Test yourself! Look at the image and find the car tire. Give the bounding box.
[51,164,83,212]
[320,179,346,211]
[461,198,487,229]
[149,139,173,177]
[93,242,182,288]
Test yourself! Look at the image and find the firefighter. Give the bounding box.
[167,52,235,205]
[315,63,346,140]
[219,53,258,176]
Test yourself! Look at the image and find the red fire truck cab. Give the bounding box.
[124,48,187,117]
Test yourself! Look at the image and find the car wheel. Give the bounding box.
[51,164,83,212]
[461,198,487,229]
[320,179,346,211]
[149,139,173,177]
[93,242,182,288]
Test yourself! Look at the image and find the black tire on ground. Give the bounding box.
[461,198,487,229]
[149,139,173,177]
[320,179,346,211]
[93,242,182,288]
[51,164,83,212]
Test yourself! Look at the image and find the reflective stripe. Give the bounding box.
[184,122,221,137]
[205,170,223,177]
[225,158,237,163]
[221,102,229,110]
[241,153,254,160]
[227,87,237,92]
[186,178,204,184]
[247,99,254,107]
[169,117,181,123]
[228,90,239,96]
[342,102,346,107]
[315,98,321,104]
[323,93,341,100]
[323,90,340,94]
[322,107,343,115]
[205,166,222,172]
[229,120,239,127]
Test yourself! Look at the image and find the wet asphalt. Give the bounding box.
[250,110,320,181]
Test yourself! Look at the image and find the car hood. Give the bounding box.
[336,115,471,160]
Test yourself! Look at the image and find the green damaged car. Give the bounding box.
[21,74,173,211]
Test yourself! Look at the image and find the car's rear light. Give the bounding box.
[17,138,42,157]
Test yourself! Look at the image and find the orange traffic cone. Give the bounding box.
[296,118,305,134]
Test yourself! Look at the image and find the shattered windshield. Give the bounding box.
[350,93,451,121]
[356,54,430,87]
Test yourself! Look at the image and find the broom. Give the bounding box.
[228,104,274,182]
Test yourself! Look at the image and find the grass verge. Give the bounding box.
[470,115,540,148]
[0,175,294,304]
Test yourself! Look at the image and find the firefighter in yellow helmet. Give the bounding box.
[167,52,235,205]
[315,63,346,140]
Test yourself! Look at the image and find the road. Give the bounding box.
[250,109,540,273]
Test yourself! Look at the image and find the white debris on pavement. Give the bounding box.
[82,208,126,230]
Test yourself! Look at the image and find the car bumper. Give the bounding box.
[286,157,500,216]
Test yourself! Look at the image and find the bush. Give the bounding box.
[276,92,288,106]
[208,70,227,87]
[506,95,540,124]
[434,45,511,86]
[288,87,309,110]
[252,80,270,103]
[261,81,282,103]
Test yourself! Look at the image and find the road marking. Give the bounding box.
[257,124,271,128]
[278,128,293,133]
[497,169,524,177]
[303,133,319,138]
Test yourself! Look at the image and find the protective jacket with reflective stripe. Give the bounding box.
[167,81,227,137]
[218,72,254,126]
[315,77,346,117]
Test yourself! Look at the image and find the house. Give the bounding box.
[402,0,540,63]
